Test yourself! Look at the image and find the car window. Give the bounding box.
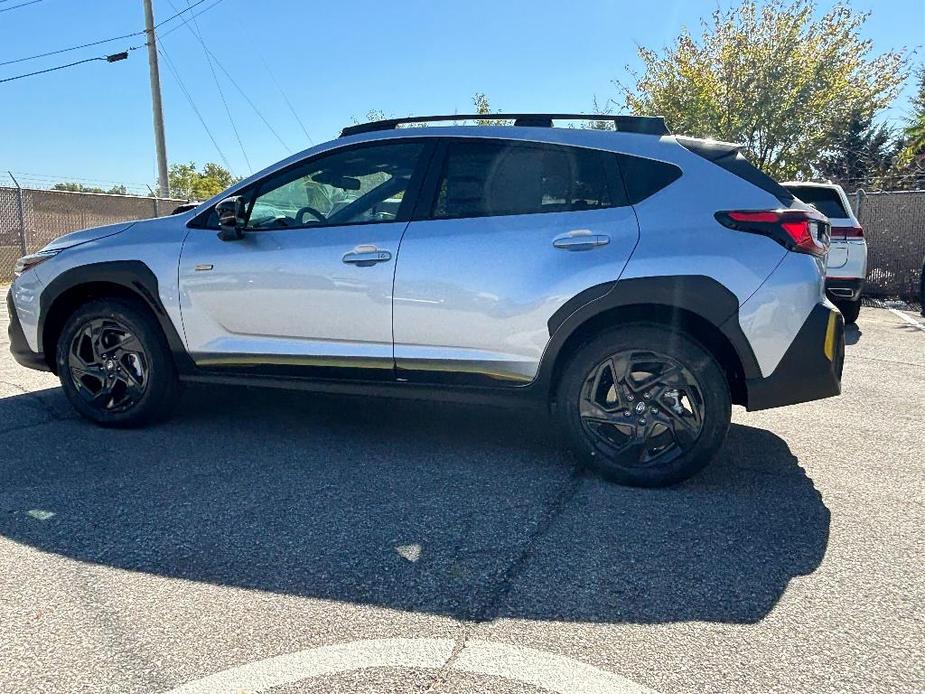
[615,154,682,204]
[432,140,617,219]
[785,186,849,219]
[245,141,425,230]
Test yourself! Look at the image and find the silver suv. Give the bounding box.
[7,114,845,487]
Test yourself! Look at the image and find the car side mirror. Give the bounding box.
[216,196,246,241]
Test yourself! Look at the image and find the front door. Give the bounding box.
[179,140,429,376]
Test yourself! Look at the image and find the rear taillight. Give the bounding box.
[715,209,830,257]
[831,226,864,239]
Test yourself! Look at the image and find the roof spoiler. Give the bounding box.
[674,136,744,161]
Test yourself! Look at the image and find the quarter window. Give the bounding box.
[244,141,425,230]
[432,140,619,219]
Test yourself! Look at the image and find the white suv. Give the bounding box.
[783,181,867,323]
[7,114,845,487]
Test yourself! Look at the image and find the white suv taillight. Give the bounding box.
[715,209,830,257]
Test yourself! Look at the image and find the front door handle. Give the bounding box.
[553,230,610,251]
[342,245,392,266]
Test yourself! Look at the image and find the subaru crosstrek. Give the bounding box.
[7,114,845,487]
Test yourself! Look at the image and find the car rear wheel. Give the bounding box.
[835,299,861,325]
[56,298,180,427]
[556,324,731,487]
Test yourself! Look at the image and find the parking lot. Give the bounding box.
[0,298,922,694]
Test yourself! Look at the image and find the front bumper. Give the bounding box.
[6,289,49,371]
[745,301,844,410]
[825,277,864,302]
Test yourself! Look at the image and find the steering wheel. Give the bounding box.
[295,206,327,225]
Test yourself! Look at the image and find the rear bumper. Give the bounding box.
[825,276,864,302]
[745,301,844,411]
[6,289,49,371]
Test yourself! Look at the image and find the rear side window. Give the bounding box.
[615,154,682,204]
[432,140,622,219]
[784,186,849,219]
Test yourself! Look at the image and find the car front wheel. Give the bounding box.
[56,298,180,427]
[556,324,731,487]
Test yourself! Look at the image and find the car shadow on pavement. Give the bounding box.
[845,324,862,345]
[0,385,829,625]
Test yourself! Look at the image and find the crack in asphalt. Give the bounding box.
[850,354,925,368]
[421,625,473,694]
[423,464,585,693]
[0,379,73,433]
[470,465,584,624]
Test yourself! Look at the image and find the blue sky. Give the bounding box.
[0,0,922,192]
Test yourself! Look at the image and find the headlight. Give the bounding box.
[13,249,61,278]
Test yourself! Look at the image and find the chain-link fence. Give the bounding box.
[849,190,924,299]
[0,186,186,282]
[1,185,923,299]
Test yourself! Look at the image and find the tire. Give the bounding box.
[835,299,861,325]
[55,298,180,427]
[556,324,731,487]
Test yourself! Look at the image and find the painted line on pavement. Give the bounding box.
[886,307,925,333]
[163,637,658,694]
[455,639,658,694]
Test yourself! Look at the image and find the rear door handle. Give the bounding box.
[342,245,392,266]
[553,230,610,251]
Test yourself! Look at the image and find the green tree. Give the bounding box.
[168,162,238,200]
[52,182,130,195]
[619,0,908,179]
[358,93,507,129]
[471,92,510,126]
[585,96,618,130]
[889,67,925,189]
[817,111,899,189]
[901,68,925,156]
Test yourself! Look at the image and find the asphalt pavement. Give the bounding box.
[0,298,922,694]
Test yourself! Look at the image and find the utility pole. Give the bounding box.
[143,0,169,198]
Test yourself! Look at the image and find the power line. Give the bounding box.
[156,42,234,173]
[150,0,225,42]
[0,52,126,84]
[164,0,252,173]
[259,54,314,146]
[152,2,292,155]
[0,0,43,14]
[153,0,208,28]
[203,45,292,154]
[8,170,152,187]
[0,31,142,68]
[0,0,210,68]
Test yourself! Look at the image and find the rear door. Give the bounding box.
[392,137,639,385]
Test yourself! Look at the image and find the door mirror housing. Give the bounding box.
[216,195,246,241]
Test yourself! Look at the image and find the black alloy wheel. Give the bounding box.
[68,318,149,413]
[556,324,731,487]
[579,349,705,468]
[56,298,180,427]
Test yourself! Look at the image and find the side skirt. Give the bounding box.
[179,371,546,410]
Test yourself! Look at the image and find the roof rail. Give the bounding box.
[339,113,670,138]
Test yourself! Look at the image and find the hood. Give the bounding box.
[40,221,137,252]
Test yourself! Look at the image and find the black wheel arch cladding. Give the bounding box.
[38,261,194,374]
[541,275,762,388]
